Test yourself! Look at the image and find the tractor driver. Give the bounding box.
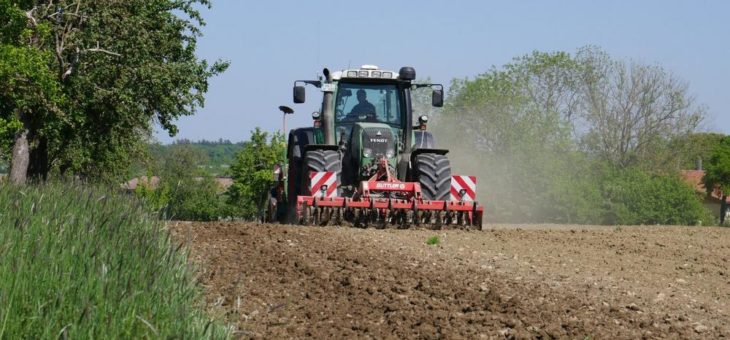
[346,89,377,121]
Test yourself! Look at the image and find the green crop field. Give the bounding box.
[0,183,227,339]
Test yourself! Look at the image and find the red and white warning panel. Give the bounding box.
[450,175,477,202]
[309,171,338,198]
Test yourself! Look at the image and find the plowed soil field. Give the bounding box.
[169,222,730,339]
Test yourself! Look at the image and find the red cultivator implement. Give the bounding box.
[296,157,483,229]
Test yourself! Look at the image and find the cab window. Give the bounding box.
[335,83,402,126]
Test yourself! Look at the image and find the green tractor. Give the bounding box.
[268,65,482,229]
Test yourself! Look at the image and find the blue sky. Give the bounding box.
[156,0,730,143]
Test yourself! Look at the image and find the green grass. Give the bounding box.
[0,182,228,339]
[426,235,440,246]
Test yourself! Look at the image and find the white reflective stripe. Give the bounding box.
[450,178,465,202]
[310,171,327,186]
[451,176,477,202]
[310,171,338,198]
[323,173,337,198]
[310,172,330,198]
[461,176,477,193]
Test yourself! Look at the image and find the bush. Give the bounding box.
[227,128,285,220]
[134,177,170,212]
[600,168,712,225]
[134,144,230,221]
[165,176,228,221]
[0,182,227,338]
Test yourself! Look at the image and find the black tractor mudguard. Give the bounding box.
[410,147,449,160]
[303,144,340,152]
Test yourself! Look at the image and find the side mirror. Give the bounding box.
[293,85,305,103]
[432,89,443,107]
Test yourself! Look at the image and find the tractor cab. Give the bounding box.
[330,69,408,187]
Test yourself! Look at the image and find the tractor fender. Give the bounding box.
[410,148,449,160]
[287,128,314,161]
[413,130,436,150]
[303,144,340,152]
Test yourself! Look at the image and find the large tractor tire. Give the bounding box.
[302,149,342,196]
[296,149,341,225]
[414,153,451,201]
[285,128,314,223]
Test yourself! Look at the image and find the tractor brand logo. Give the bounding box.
[375,183,406,190]
[369,138,388,143]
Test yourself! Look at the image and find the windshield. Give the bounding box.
[334,83,402,127]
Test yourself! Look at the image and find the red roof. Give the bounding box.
[680,170,729,203]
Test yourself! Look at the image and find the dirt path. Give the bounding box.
[169,222,730,339]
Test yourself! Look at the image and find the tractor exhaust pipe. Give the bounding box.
[322,68,335,145]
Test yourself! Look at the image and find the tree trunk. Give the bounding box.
[9,128,30,185]
[28,136,49,180]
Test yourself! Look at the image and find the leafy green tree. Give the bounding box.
[1,0,228,184]
[0,2,61,183]
[227,128,285,219]
[703,136,730,224]
[669,133,726,170]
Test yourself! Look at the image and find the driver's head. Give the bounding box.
[356,89,367,103]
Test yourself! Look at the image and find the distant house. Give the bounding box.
[680,169,729,222]
[122,176,234,191]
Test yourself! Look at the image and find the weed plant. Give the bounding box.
[0,183,227,338]
[426,236,440,246]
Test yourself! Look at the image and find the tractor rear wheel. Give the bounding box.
[414,153,451,201]
[302,149,342,192]
[297,150,341,224]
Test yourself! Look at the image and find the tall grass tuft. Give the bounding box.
[0,182,227,338]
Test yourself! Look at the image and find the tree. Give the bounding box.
[432,47,709,224]
[576,46,705,171]
[703,136,730,224]
[227,128,285,219]
[0,2,61,184]
[671,132,726,170]
[434,51,600,223]
[0,0,228,184]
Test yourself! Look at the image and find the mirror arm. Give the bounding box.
[294,80,322,88]
[412,83,443,90]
